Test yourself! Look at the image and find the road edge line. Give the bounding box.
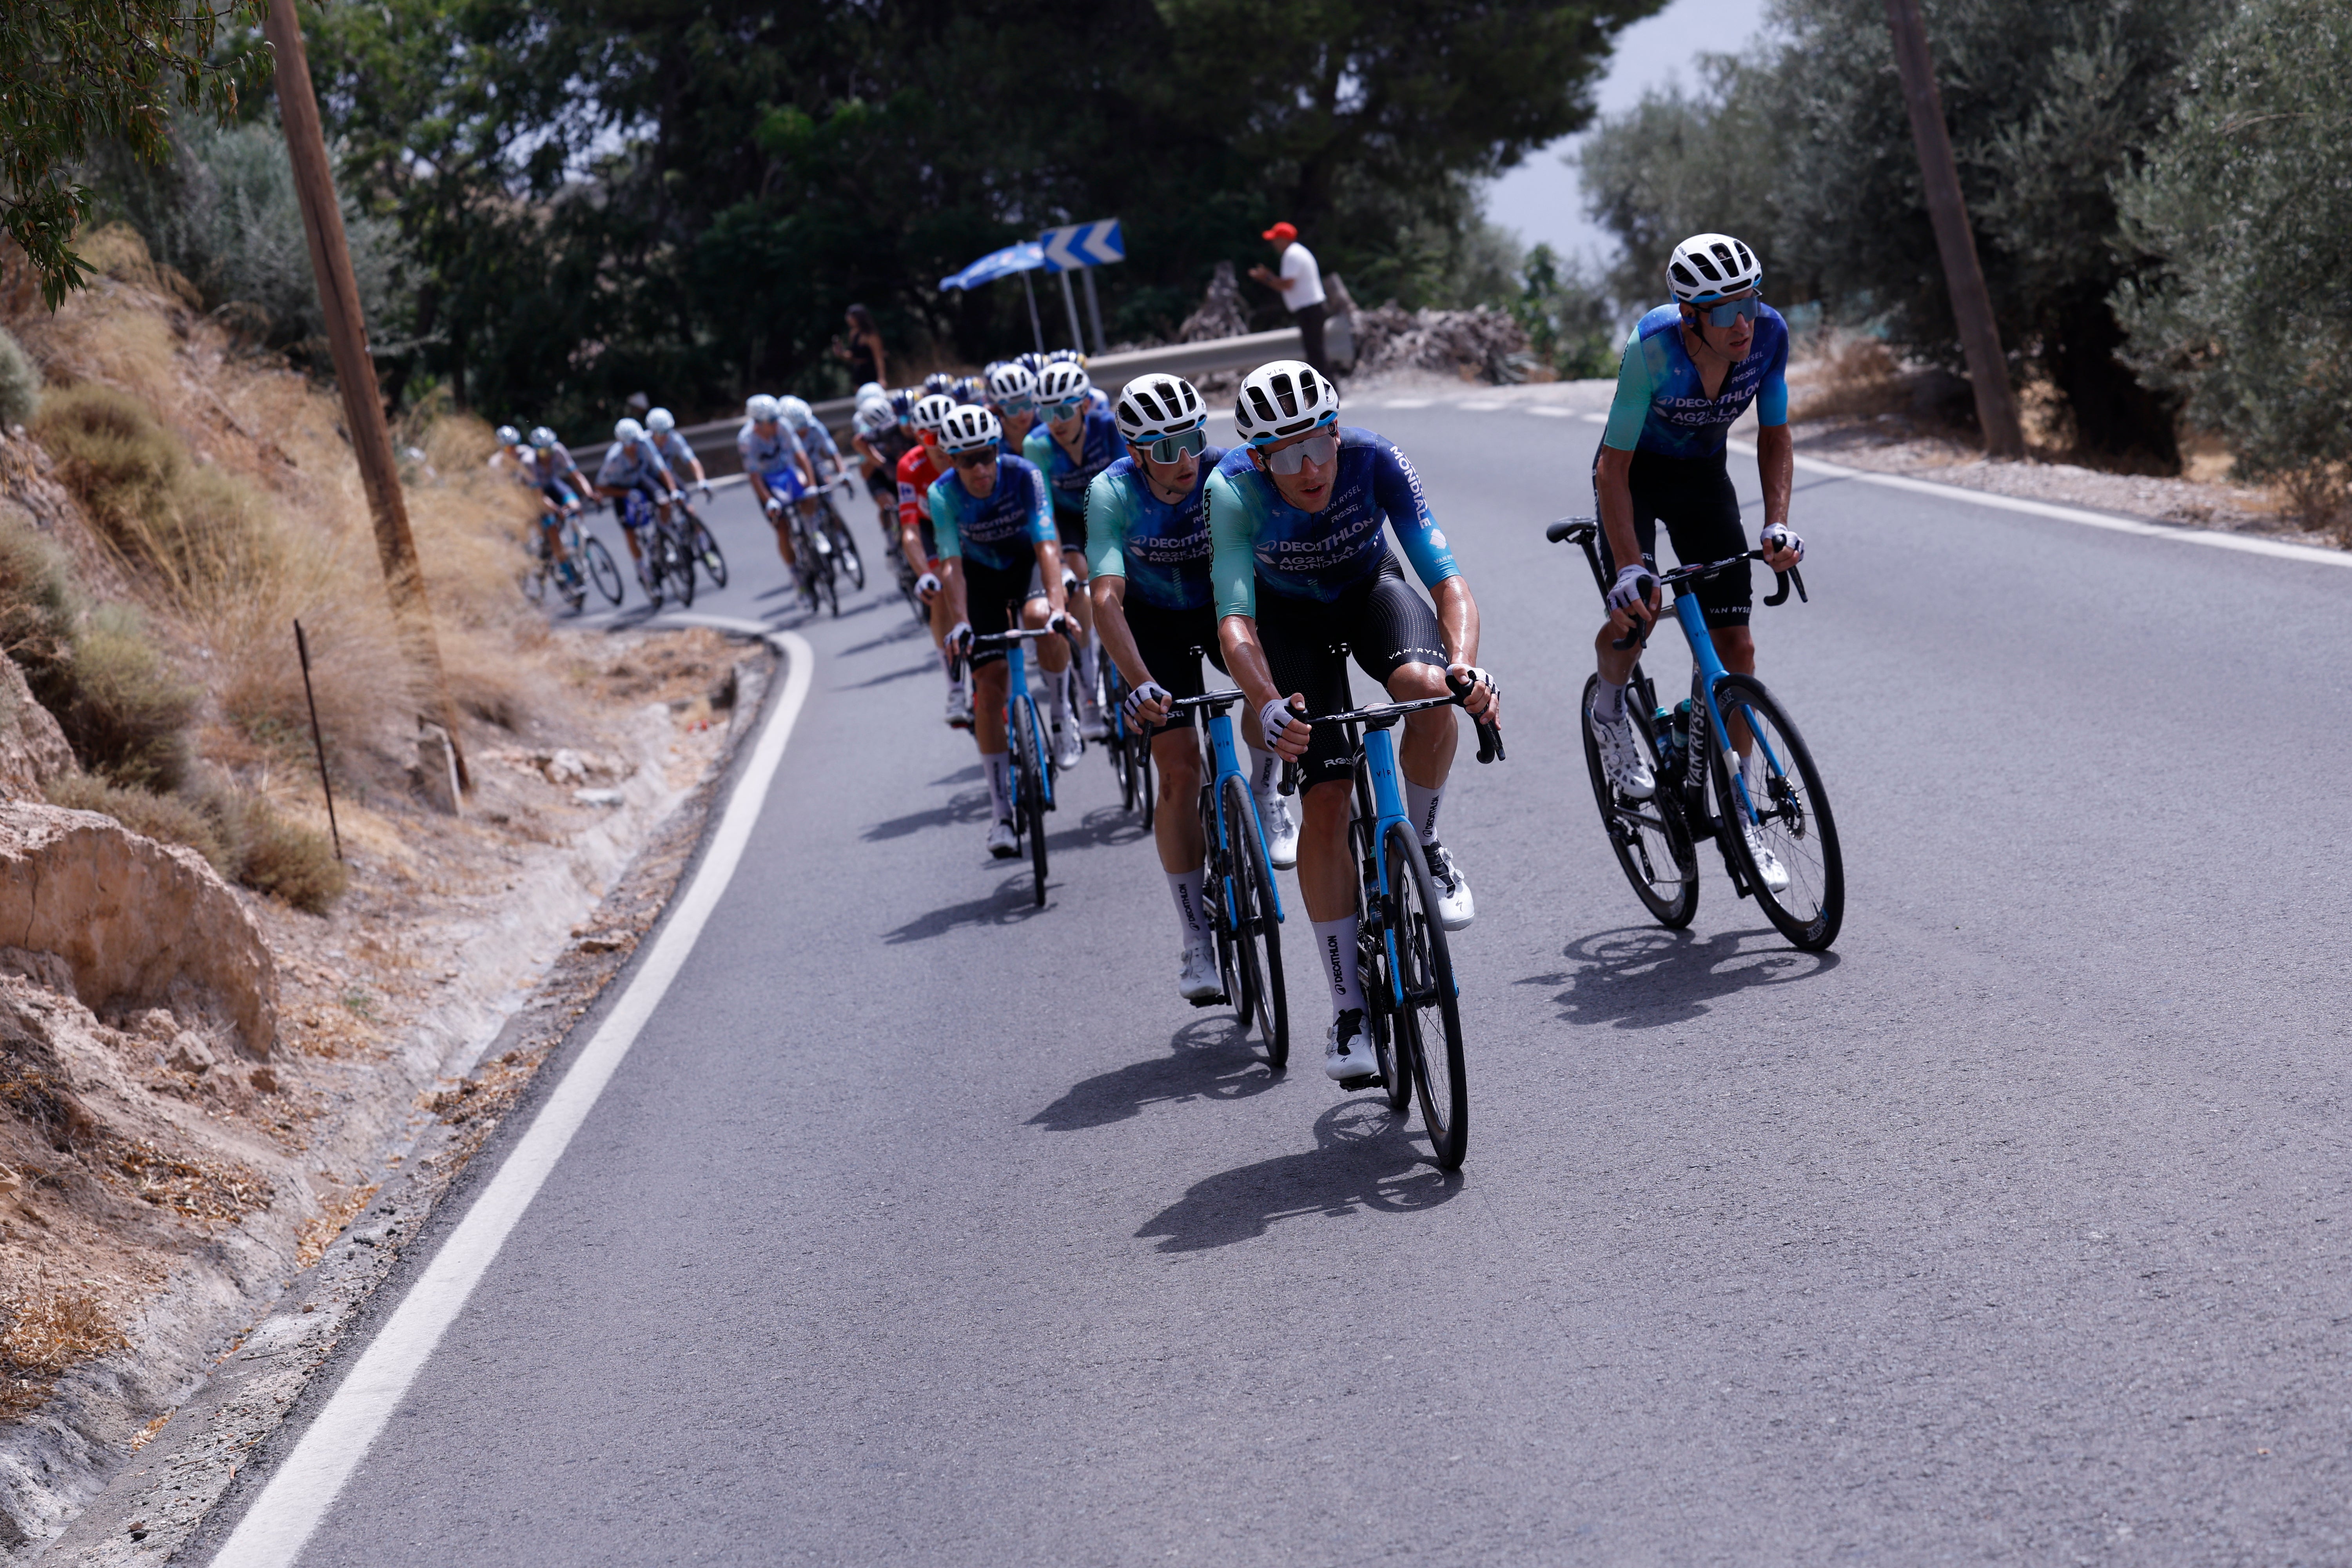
[207,626,814,1568]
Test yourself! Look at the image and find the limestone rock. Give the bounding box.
[0,652,73,799]
[0,804,276,1056]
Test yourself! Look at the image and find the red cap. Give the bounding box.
[1262,221,1298,244]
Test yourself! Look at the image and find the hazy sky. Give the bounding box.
[1484,0,1771,268]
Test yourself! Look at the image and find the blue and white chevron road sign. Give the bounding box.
[1038,220,1125,272]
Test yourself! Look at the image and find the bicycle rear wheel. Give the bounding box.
[1013,695,1050,906]
[1385,821,1467,1169]
[1580,674,1698,928]
[829,520,865,590]
[693,522,729,588]
[1353,818,1412,1114]
[1708,673,1844,951]
[1223,775,1288,1069]
[580,536,624,605]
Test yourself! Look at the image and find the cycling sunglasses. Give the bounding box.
[1040,397,1087,421]
[1690,295,1762,328]
[1133,427,1207,465]
[1258,430,1339,476]
[994,396,1036,416]
[950,448,996,469]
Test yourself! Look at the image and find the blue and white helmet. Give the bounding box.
[1667,233,1762,303]
[936,404,1001,456]
[1234,360,1338,446]
[910,392,958,435]
[495,424,521,447]
[852,398,895,439]
[1035,362,1092,408]
[645,407,676,434]
[985,362,1039,406]
[613,417,646,443]
[1114,375,1207,445]
[745,394,781,423]
[779,396,814,430]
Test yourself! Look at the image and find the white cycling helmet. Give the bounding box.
[528,426,558,450]
[852,399,895,439]
[645,407,675,434]
[855,380,885,404]
[1036,362,1092,410]
[495,424,521,447]
[1114,374,1207,444]
[745,394,781,423]
[1234,360,1339,446]
[613,417,646,443]
[1667,232,1762,303]
[910,392,958,435]
[936,403,1002,456]
[779,395,814,429]
[985,362,1039,405]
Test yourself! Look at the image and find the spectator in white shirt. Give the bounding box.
[1249,221,1332,377]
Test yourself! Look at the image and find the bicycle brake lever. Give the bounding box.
[1791,566,1808,603]
[1475,719,1504,765]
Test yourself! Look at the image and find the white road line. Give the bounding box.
[1557,409,2350,571]
[1458,400,1508,412]
[209,628,818,1568]
[1378,397,1435,409]
[1524,405,1577,417]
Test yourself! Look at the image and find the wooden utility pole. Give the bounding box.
[263,0,472,791]
[1883,0,2025,458]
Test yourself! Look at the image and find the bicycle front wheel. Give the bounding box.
[581,536,624,605]
[694,523,729,588]
[1385,821,1467,1169]
[1013,695,1050,906]
[1708,673,1844,951]
[831,521,865,590]
[1223,775,1288,1069]
[1580,674,1698,928]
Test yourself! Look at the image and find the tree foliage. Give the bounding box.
[2113,0,2352,503]
[0,0,269,306]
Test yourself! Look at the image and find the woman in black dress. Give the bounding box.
[833,303,887,388]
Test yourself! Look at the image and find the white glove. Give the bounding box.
[1122,680,1172,730]
[1450,664,1498,702]
[1760,523,1804,562]
[1261,697,1306,753]
[915,571,942,599]
[1606,563,1653,616]
[946,620,973,657]
[1045,609,1079,637]
[699,481,713,503]
[764,496,783,520]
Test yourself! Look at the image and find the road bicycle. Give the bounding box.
[1278,674,1503,1170]
[959,625,1074,907]
[521,510,621,612]
[1167,690,1288,1068]
[671,488,729,592]
[1098,657,1154,826]
[1546,518,1843,952]
[802,472,868,597]
[617,488,701,608]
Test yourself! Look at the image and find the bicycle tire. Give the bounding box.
[1385,821,1468,1169]
[830,521,865,590]
[1201,787,1239,1007]
[1138,741,1156,830]
[521,563,547,606]
[1706,673,1844,951]
[1015,696,1050,905]
[815,544,839,617]
[667,524,697,608]
[1224,775,1289,1068]
[1352,818,1412,1114]
[694,523,729,588]
[581,537,624,605]
[1579,674,1699,929]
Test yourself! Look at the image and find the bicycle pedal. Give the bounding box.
[1337,1073,1385,1092]
[1187,992,1230,1009]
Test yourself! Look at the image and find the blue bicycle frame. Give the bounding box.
[1180,694,1285,928]
[1004,638,1056,811]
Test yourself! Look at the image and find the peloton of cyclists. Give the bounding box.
[1087,373,1300,1000]
[1585,231,1804,893]
[1209,360,1499,1084]
[897,393,968,727]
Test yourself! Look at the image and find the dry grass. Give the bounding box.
[0,1293,125,1415]
[1790,333,1909,423]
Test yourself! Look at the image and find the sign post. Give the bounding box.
[1039,220,1126,358]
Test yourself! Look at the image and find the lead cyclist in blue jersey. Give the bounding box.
[1587,232,1806,891]
[1210,361,1499,1084]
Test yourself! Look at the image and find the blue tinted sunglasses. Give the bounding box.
[1132,427,1207,465]
[1689,295,1761,328]
[1041,396,1087,421]
[993,396,1036,416]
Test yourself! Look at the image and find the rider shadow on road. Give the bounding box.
[864,786,992,842]
[1518,925,1839,1029]
[1030,1016,1279,1134]
[1134,1101,1461,1253]
[882,871,1053,942]
[1045,805,1149,855]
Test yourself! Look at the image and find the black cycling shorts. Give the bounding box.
[1591,443,1752,628]
[1121,599,1227,736]
[1053,503,1087,555]
[864,467,893,501]
[1252,553,1448,789]
[960,555,1046,669]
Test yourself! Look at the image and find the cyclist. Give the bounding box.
[508,425,583,574]
[1586,231,1804,893]
[645,408,711,501]
[780,394,865,573]
[738,394,821,601]
[595,417,685,595]
[897,392,969,727]
[929,403,1077,856]
[1088,374,1298,1000]
[1024,361,1116,741]
[985,362,1040,454]
[1210,360,1499,1084]
[850,394,911,554]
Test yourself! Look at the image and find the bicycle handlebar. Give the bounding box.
[1546,517,1808,645]
[1275,684,1503,797]
[949,623,1078,682]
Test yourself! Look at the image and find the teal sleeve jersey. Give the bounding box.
[1085,449,1223,612]
[1207,429,1460,620]
[929,455,1053,571]
[1601,302,1791,458]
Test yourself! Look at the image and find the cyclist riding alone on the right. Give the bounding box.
[1587,232,1806,893]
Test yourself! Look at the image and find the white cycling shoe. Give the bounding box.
[1590,711,1656,801]
[1051,723,1083,772]
[1324,1008,1376,1082]
[1423,842,1475,931]
[1178,946,1222,1003]
[986,818,1020,859]
[945,684,974,730]
[1256,790,1300,870]
[1079,698,1109,741]
[1742,822,1792,895]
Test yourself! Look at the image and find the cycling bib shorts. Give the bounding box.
[763,465,808,505]
[961,559,1049,670]
[1122,600,1229,736]
[1253,553,1447,788]
[1591,443,1752,628]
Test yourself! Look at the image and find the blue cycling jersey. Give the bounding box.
[1084,448,1227,612]
[521,445,580,489]
[597,435,673,491]
[929,455,1054,573]
[1207,428,1460,620]
[1600,301,1791,459]
[1024,409,1122,518]
[651,429,699,473]
[795,421,841,469]
[736,420,804,479]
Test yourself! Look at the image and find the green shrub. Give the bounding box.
[0,328,38,429]
[44,774,224,868]
[44,772,347,913]
[0,514,82,687]
[56,603,196,792]
[33,385,180,557]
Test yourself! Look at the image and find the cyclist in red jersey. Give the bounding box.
[896,393,969,728]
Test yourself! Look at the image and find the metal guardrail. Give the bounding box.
[674,326,1305,478]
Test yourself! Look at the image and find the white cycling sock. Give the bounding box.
[1077,639,1100,697]
[1251,747,1282,799]
[1311,916,1365,1016]
[1592,678,1627,726]
[1167,869,1209,953]
[1404,779,1446,847]
[1049,668,1074,727]
[983,751,1012,822]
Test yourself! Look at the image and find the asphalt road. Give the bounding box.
[199,397,2352,1565]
